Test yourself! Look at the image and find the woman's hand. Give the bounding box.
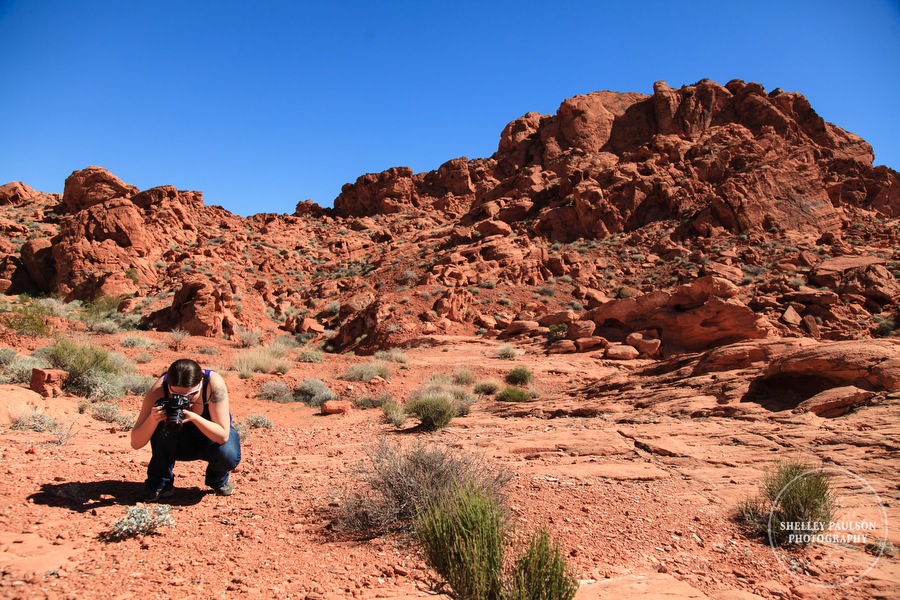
[148,405,167,425]
[180,409,199,424]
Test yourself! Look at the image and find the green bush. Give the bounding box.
[452,367,475,386]
[507,527,579,600]
[232,346,290,379]
[737,459,835,546]
[382,399,408,428]
[2,302,51,337]
[354,392,394,409]
[497,344,517,360]
[338,439,510,534]
[340,362,390,382]
[406,391,457,431]
[506,367,533,386]
[547,323,568,343]
[374,348,408,364]
[36,337,133,399]
[416,480,507,600]
[298,349,324,363]
[474,380,501,396]
[496,387,532,403]
[293,378,335,407]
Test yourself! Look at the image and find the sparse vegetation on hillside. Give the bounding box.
[736,459,835,546]
[36,337,135,400]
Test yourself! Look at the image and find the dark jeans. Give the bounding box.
[145,422,241,491]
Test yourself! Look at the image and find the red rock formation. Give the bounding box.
[2,79,897,356]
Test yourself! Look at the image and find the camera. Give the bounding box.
[156,394,192,431]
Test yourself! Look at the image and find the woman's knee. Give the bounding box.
[211,433,241,469]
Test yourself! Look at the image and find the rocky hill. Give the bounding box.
[1,78,898,357]
[1,78,899,599]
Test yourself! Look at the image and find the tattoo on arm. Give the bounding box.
[209,385,225,403]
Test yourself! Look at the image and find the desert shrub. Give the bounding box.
[506,527,579,600]
[874,315,897,338]
[2,355,48,384]
[91,403,121,423]
[736,459,835,546]
[244,414,274,429]
[76,370,127,400]
[0,348,17,367]
[340,362,390,382]
[35,297,74,318]
[198,347,218,355]
[547,323,568,343]
[36,338,133,399]
[452,367,475,386]
[506,367,533,386]
[168,328,190,350]
[406,391,457,431]
[298,349,324,363]
[232,346,290,379]
[234,421,249,441]
[134,352,153,364]
[9,406,59,432]
[235,327,262,348]
[428,373,454,386]
[474,380,501,396]
[324,300,341,315]
[416,480,507,600]
[497,344,517,360]
[80,295,124,324]
[382,399,408,427]
[408,382,473,424]
[121,336,153,349]
[1,302,51,337]
[121,373,155,396]
[257,380,293,403]
[293,378,335,407]
[374,348,408,364]
[272,335,301,351]
[90,319,120,334]
[104,506,174,541]
[339,439,510,534]
[354,392,394,409]
[496,386,532,403]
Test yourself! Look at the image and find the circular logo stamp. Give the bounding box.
[767,466,889,588]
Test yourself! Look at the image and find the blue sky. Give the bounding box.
[1,0,898,217]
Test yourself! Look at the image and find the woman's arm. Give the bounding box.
[130,377,166,449]
[181,371,231,445]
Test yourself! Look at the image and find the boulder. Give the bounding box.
[606,344,641,360]
[793,386,876,418]
[30,368,68,398]
[626,332,661,356]
[321,400,353,415]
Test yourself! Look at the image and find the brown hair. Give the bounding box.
[166,359,203,388]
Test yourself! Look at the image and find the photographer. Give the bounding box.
[131,359,241,502]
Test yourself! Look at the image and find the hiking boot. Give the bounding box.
[214,480,234,496]
[136,485,175,503]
